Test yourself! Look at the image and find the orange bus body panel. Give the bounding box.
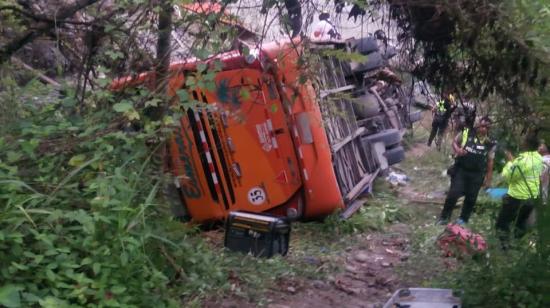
[167,66,303,222]
[112,41,344,222]
[261,40,345,218]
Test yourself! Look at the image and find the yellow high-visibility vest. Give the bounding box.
[502,151,544,200]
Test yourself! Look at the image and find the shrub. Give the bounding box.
[0,85,226,307]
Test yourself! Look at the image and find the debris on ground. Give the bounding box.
[385,170,410,186]
[436,224,487,257]
[399,187,447,205]
[202,139,464,307]
[354,251,369,263]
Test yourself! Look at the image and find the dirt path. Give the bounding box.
[203,200,444,308]
[261,223,414,308]
[204,205,442,308]
[203,223,413,308]
[202,139,451,308]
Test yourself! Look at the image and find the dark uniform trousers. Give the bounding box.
[440,167,485,222]
[496,195,536,244]
[428,115,449,146]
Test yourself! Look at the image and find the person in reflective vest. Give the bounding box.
[427,93,457,147]
[496,134,544,248]
[437,116,496,225]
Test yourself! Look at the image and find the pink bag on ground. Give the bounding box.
[437,224,487,257]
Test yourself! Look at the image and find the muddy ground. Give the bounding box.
[201,203,445,308]
[200,125,459,308]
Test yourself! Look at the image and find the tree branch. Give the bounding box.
[11,57,61,88]
[0,0,101,64]
[0,5,92,25]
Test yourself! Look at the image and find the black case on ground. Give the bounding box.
[224,211,290,258]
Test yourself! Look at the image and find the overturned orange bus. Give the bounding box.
[112,37,420,223]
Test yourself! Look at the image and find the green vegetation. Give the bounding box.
[403,194,550,307]
[439,201,550,307]
[0,80,228,306]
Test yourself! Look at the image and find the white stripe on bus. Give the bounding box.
[199,131,207,142]
[205,152,213,164]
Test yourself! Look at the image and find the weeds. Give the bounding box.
[431,197,550,307]
[0,80,229,306]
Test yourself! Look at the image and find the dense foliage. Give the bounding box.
[0,78,230,306]
[0,1,235,306]
[357,0,550,133]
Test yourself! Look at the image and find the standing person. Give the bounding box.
[310,12,341,41]
[427,92,457,148]
[437,116,496,225]
[495,134,544,248]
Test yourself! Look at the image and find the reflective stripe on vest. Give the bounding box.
[461,128,469,147]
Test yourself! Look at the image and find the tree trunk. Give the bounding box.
[150,1,173,121]
[152,2,174,218]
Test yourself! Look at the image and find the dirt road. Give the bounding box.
[202,136,455,308]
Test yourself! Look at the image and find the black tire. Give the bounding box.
[352,52,384,73]
[353,93,380,118]
[409,110,423,123]
[354,36,379,54]
[360,138,381,173]
[384,146,405,165]
[363,129,401,147]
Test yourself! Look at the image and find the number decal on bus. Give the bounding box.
[248,187,266,205]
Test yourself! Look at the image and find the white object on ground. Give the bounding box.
[385,170,409,186]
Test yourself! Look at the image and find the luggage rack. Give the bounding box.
[312,44,380,214]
